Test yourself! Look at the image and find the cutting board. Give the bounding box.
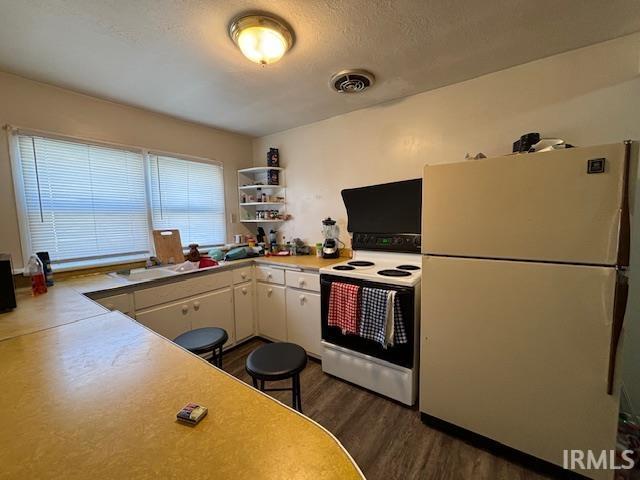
[152,229,185,265]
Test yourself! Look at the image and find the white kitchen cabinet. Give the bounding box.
[256,283,287,341]
[95,293,134,316]
[233,266,253,284]
[136,297,192,340]
[234,282,255,341]
[189,288,235,344]
[134,271,232,310]
[286,288,322,357]
[285,270,320,292]
[255,265,285,284]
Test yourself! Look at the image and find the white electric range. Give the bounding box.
[319,232,422,405]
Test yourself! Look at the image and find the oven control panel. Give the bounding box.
[352,233,421,253]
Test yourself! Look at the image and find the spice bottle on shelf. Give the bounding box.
[26,254,47,296]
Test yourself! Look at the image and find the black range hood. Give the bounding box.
[341,178,422,234]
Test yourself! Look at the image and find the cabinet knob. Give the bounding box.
[299,295,306,304]
[241,273,247,279]
[267,273,272,279]
[298,279,305,287]
[181,305,189,314]
[267,288,273,296]
[193,301,200,311]
[242,287,247,295]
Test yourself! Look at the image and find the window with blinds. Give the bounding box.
[16,135,151,264]
[148,154,226,247]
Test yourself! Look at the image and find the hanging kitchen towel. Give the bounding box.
[359,287,389,346]
[385,291,395,347]
[328,282,361,335]
[392,292,408,345]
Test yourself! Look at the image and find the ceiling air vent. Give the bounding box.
[329,69,375,93]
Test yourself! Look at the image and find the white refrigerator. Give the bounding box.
[420,141,638,480]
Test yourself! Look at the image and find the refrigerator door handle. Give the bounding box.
[607,270,629,395]
[616,141,632,267]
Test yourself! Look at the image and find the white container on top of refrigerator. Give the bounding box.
[420,141,639,480]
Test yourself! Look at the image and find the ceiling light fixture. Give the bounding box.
[229,14,294,65]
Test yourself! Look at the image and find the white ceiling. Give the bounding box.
[1,1,639,137]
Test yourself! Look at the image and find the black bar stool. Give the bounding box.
[174,327,228,368]
[245,342,308,412]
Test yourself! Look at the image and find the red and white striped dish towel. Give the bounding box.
[328,282,361,335]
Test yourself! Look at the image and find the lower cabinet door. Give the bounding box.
[189,288,235,345]
[234,282,255,342]
[285,288,321,357]
[136,298,192,340]
[256,283,287,341]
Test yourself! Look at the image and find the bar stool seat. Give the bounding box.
[246,342,307,412]
[174,327,228,368]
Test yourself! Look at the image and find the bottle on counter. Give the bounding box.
[25,254,47,296]
[36,251,54,286]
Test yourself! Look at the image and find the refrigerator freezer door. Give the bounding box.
[422,142,630,266]
[420,255,620,480]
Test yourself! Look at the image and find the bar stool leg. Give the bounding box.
[260,379,265,391]
[217,346,223,368]
[252,376,258,389]
[293,374,302,413]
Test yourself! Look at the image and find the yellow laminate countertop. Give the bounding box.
[0,312,362,479]
[0,256,361,479]
[255,254,346,270]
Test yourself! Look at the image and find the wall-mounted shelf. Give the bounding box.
[238,167,284,173]
[239,184,286,190]
[238,166,286,225]
[240,219,285,223]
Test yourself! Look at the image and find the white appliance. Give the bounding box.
[420,141,639,480]
[320,179,423,405]
[320,239,421,405]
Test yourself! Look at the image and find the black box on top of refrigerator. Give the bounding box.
[0,254,17,312]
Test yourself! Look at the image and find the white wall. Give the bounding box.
[0,71,253,270]
[253,33,640,413]
[253,33,640,245]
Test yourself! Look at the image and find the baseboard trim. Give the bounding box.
[420,413,589,480]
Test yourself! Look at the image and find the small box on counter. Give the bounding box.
[176,403,208,425]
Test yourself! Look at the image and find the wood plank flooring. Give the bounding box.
[223,338,557,480]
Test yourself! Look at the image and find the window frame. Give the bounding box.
[146,150,227,249]
[7,125,227,272]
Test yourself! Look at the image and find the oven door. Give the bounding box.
[320,274,415,368]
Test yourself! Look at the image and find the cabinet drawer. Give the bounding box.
[96,293,134,314]
[135,271,232,310]
[285,270,320,292]
[255,266,285,284]
[233,266,253,284]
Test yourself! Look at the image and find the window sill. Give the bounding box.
[51,254,151,273]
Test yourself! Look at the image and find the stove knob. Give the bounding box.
[393,237,402,245]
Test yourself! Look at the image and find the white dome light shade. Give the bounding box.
[229,15,294,65]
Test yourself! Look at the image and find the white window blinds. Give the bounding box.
[16,135,151,263]
[148,154,226,247]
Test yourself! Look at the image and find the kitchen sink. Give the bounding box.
[110,267,178,282]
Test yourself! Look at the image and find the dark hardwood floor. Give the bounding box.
[223,338,557,480]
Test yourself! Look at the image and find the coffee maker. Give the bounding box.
[321,218,340,259]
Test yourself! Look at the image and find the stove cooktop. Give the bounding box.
[323,251,422,287]
[377,269,412,277]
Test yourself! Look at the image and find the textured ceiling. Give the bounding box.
[0,0,639,137]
